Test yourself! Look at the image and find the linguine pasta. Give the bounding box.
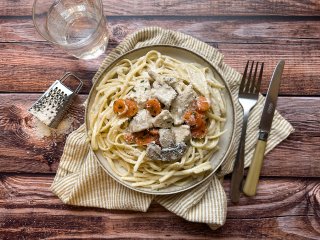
[88,50,227,190]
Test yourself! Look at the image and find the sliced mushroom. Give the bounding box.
[160,143,188,161]
[146,142,162,160]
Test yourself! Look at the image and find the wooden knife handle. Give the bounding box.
[243,140,267,196]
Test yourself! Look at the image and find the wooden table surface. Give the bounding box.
[1,0,319,239]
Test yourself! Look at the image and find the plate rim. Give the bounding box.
[85,44,236,195]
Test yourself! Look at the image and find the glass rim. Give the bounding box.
[32,0,105,47]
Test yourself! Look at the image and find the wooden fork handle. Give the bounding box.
[243,139,267,196]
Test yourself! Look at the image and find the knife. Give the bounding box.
[242,60,285,196]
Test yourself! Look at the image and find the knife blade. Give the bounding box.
[259,60,285,137]
[243,60,285,196]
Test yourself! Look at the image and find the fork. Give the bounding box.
[230,60,264,203]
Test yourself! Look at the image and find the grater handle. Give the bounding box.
[60,72,83,94]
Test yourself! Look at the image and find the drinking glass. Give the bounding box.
[33,0,108,59]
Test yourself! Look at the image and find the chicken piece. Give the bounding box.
[185,65,210,103]
[171,125,191,143]
[152,110,174,128]
[127,79,152,108]
[148,70,178,86]
[128,109,153,133]
[162,76,178,86]
[146,142,162,160]
[159,129,175,148]
[148,70,160,82]
[152,81,177,108]
[160,143,188,161]
[170,85,196,125]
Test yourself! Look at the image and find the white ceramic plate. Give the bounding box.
[86,45,236,195]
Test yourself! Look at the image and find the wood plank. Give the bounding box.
[2,17,320,44]
[1,0,320,17]
[0,41,319,95]
[0,175,319,239]
[0,42,103,93]
[0,94,86,173]
[0,94,319,176]
[219,43,320,96]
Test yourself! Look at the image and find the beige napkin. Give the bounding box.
[51,27,294,230]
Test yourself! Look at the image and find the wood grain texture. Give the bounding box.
[0,42,101,93]
[0,0,319,238]
[2,17,320,44]
[1,0,320,17]
[0,175,319,239]
[220,43,320,96]
[0,94,85,173]
[0,94,319,176]
[0,41,319,95]
[0,16,319,95]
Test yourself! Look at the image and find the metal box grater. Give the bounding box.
[28,72,83,128]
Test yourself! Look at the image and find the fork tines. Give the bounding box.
[239,61,264,94]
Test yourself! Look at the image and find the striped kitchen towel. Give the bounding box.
[51,27,294,230]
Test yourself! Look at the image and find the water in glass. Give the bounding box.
[35,0,108,59]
